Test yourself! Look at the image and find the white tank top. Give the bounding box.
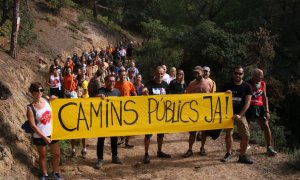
[50,75,61,89]
[33,98,52,138]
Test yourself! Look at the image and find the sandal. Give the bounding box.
[124,143,134,149]
[200,148,207,156]
[182,150,193,158]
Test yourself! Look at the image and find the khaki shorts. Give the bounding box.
[225,116,250,138]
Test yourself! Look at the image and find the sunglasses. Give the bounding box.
[234,72,243,75]
[34,88,44,93]
[177,73,183,75]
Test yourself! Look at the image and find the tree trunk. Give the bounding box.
[10,0,20,59]
[93,0,97,19]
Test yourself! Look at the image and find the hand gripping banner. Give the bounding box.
[50,93,233,140]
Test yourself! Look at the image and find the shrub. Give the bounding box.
[289,149,300,170]
[249,111,287,151]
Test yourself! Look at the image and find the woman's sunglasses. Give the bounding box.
[34,88,44,93]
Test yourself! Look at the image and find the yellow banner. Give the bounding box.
[51,93,233,140]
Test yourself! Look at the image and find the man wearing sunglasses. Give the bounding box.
[222,66,253,164]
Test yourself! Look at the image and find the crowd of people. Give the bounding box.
[26,41,278,179]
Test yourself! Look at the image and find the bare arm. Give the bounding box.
[234,95,251,120]
[263,83,270,119]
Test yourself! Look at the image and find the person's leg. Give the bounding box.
[111,137,118,157]
[125,136,134,148]
[188,131,196,151]
[81,138,87,156]
[49,141,61,173]
[36,145,48,176]
[237,116,250,156]
[143,135,151,164]
[97,137,105,160]
[144,135,151,154]
[258,118,272,147]
[71,139,76,156]
[200,131,207,150]
[157,136,163,153]
[200,131,207,155]
[225,129,233,154]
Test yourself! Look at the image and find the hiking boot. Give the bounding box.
[39,175,49,180]
[267,146,277,156]
[157,151,171,158]
[221,152,232,162]
[112,156,123,164]
[143,155,150,164]
[199,148,207,156]
[53,172,63,180]
[196,132,201,141]
[182,150,193,158]
[95,159,103,169]
[124,143,134,149]
[238,155,253,164]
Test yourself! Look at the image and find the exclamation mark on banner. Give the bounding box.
[225,96,229,119]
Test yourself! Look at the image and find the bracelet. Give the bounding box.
[266,111,270,113]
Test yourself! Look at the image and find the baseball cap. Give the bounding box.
[203,66,210,72]
[193,66,203,72]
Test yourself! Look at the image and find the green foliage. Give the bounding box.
[249,111,286,151]
[289,149,300,170]
[18,1,37,47]
[45,0,76,14]
[0,20,11,37]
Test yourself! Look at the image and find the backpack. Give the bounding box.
[21,104,38,134]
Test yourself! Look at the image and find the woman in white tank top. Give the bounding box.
[48,67,63,98]
[26,82,62,179]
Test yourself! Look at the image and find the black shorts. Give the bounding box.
[32,136,59,146]
[145,134,164,139]
[246,105,265,121]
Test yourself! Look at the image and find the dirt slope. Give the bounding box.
[0,1,299,179]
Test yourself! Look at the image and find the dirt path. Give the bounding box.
[59,133,300,180]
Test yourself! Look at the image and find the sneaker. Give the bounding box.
[39,175,49,180]
[199,148,207,156]
[196,132,201,141]
[238,155,254,164]
[182,150,193,158]
[157,151,171,158]
[221,152,232,162]
[267,146,277,156]
[95,159,103,169]
[143,155,150,164]
[124,143,134,149]
[112,156,123,164]
[53,172,63,180]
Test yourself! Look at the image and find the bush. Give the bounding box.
[289,149,300,170]
[45,0,75,14]
[18,1,37,47]
[249,111,287,151]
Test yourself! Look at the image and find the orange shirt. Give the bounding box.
[115,81,136,96]
[63,74,76,91]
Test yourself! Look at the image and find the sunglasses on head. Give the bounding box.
[34,88,44,93]
[234,72,243,75]
[177,73,183,75]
